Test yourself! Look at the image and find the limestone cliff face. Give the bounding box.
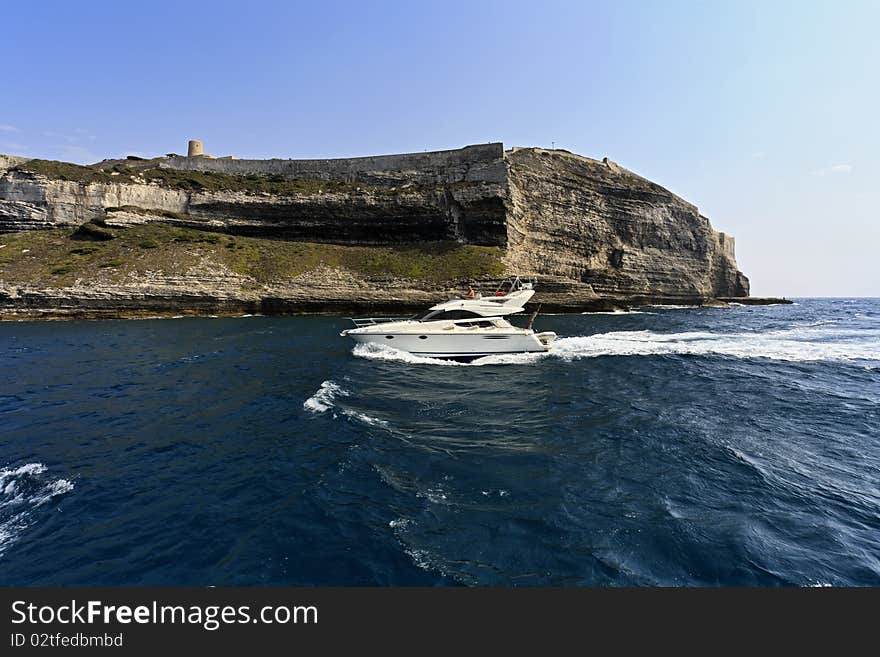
[0,170,507,246]
[0,267,465,320]
[0,143,750,316]
[0,171,191,231]
[504,148,748,299]
[182,184,506,245]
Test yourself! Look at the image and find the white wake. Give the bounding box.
[351,326,879,366]
[549,328,880,362]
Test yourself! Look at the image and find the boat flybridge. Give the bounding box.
[340,277,557,362]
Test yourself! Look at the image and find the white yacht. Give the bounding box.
[340,278,556,362]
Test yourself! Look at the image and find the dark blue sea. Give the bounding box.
[2,299,878,586]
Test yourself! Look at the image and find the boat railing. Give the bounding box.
[492,276,535,296]
[349,317,409,328]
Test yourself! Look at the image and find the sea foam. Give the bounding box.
[303,380,349,413]
[549,328,880,362]
[351,326,880,366]
[303,380,389,427]
[0,462,74,556]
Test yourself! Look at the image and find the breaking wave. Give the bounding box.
[352,326,879,366]
[303,380,348,413]
[303,380,389,427]
[0,463,74,556]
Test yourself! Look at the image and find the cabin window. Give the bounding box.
[413,309,482,322]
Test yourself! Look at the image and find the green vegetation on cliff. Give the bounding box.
[138,169,366,194]
[12,158,486,196]
[0,223,504,287]
[13,159,368,194]
[13,159,122,184]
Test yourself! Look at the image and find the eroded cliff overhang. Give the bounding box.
[1,144,511,246]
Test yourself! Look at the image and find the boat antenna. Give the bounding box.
[526,304,542,329]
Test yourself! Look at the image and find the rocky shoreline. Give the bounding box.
[0,285,792,322]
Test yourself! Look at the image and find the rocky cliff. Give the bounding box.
[0,144,752,318]
[505,148,749,300]
[0,163,506,245]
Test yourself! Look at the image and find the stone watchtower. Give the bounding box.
[187,140,204,157]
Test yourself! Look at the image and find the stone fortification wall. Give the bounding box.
[160,143,506,186]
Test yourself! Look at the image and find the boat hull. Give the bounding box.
[346,331,550,359]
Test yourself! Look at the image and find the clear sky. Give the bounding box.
[2,1,877,296]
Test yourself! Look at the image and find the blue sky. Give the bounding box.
[2,0,877,295]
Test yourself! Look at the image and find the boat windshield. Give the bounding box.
[410,309,483,322]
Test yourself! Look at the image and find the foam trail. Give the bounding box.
[352,327,879,366]
[352,343,466,366]
[471,352,547,365]
[645,304,699,309]
[30,479,75,507]
[343,409,390,427]
[550,329,880,362]
[0,463,47,482]
[581,310,656,315]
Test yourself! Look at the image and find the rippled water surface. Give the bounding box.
[1,299,878,585]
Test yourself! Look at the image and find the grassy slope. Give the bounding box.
[3,159,505,293]
[13,158,370,194]
[12,158,476,195]
[0,224,505,288]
